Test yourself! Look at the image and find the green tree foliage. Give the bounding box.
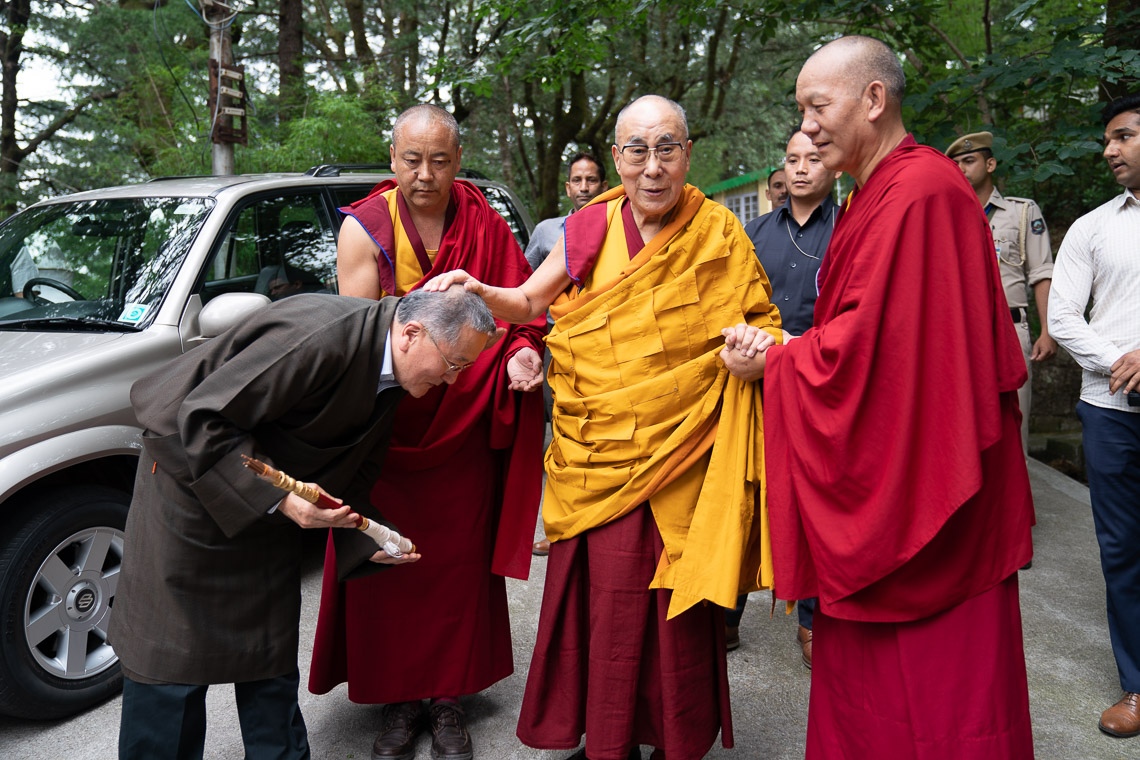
[749,0,1140,232]
[2,0,1136,233]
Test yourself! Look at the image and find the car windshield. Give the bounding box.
[0,197,212,330]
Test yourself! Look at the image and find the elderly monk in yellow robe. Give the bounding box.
[426,94,781,760]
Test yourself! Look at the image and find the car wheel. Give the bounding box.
[0,486,129,720]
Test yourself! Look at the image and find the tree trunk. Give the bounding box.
[0,0,31,216]
[278,0,305,121]
[345,0,377,87]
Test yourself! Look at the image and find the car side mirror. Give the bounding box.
[198,292,271,338]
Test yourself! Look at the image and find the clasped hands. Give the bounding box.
[720,323,779,382]
[277,487,421,566]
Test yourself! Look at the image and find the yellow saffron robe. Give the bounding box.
[544,184,782,618]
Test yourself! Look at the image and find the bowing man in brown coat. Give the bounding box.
[108,288,499,760]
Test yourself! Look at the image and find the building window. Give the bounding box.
[725,191,759,223]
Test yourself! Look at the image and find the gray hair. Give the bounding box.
[392,104,461,150]
[614,95,689,143]
[395,287,496,344]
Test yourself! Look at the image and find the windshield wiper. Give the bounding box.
[0,316,139,332]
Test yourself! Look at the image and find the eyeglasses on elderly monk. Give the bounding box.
[422,326,475,373]
[617,142,686,165]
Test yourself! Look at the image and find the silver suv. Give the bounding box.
[0,167,532,719]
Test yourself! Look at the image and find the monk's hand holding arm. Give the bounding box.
[277,488,360,529]
[1109,348,1140,395]
[720,323,775,382]
[507,346,544,391]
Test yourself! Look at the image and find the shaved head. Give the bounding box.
[806,36,905,106]
[393,104,461,150]
[795,35,908,186]
[611,94,693,230]
[615,95,688,143]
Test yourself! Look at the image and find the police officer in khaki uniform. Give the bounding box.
[947,131,1057,455]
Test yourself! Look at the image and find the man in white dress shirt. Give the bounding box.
[1049,91,1140,740]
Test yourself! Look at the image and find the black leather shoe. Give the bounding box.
[372,700,426,760]
[429,701,474,760]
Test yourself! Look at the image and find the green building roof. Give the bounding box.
[700,169,772,197]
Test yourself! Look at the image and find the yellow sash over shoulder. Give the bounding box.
[544,184,782,618]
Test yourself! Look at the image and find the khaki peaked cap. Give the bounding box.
[946,131,994,158]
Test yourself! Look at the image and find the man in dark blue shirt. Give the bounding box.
[728,129,840,666]
[744,130,840,336]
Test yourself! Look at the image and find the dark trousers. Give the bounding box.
[119,670,310,760]
[1078,401,1140,693]
[725,593,815,629]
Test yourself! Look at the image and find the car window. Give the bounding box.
[331,183,532,251]
[202,192,339,302]
[478,185,531,249]
[0,198,211,328]
[331,186,380,211]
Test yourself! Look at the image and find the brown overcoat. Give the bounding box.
[108,294,404,684]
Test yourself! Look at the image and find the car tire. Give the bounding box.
[0,486,129,720]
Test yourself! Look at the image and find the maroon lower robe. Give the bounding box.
[808,575,1031,760]
[517,505,732,760]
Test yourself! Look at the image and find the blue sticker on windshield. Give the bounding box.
[118,303,149,324]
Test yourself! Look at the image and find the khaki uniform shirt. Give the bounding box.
[986,187,1053,310]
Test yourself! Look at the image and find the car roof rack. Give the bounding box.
[305,165,493,181]
[305,164,391,177]
[147,175,212,182]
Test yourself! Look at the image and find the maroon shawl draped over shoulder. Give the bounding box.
[341,178,546,579]
[309,179,545,701]
[764,137,1034,623]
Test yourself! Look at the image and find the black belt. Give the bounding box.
[1011,307,1025,324]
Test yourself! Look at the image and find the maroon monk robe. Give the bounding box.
[763,137,1035,757]
[308,179,546,702]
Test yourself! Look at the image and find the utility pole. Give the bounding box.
[203,0,247,175]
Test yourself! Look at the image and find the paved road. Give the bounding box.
[0,459,1134,759]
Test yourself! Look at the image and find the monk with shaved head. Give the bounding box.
[309,103,547,760]
[723,36,1036,758]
